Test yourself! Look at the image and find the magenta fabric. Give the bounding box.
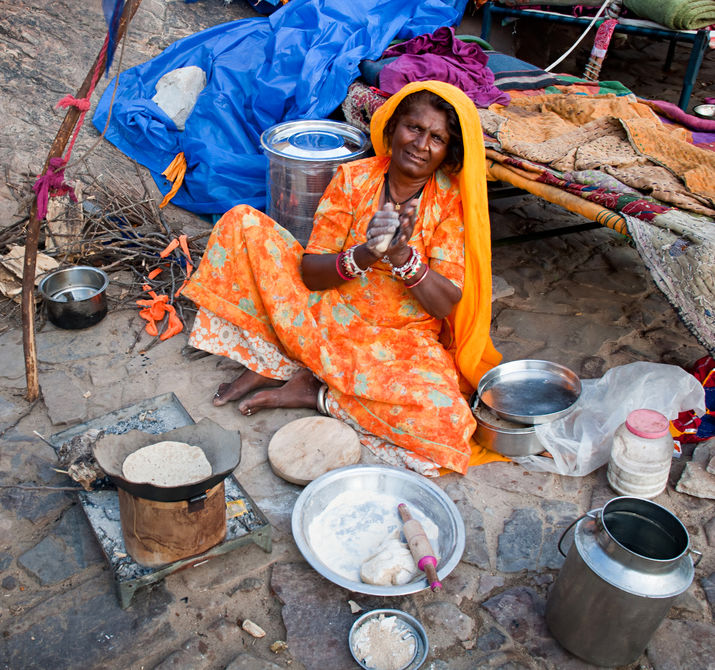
[646,98,715,132]
[380,27,510,108]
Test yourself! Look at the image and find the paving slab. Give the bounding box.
[270,562,360,670]
[647,619,715,670]
[481,587,594,669]
[0,577,174,670]
[17,504,104,584]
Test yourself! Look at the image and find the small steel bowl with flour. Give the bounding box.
[349,609,428,670]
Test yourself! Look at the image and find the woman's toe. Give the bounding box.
[213,384,231,406]
[238,399,257,416]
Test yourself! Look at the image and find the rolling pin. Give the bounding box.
[398,503,442,592]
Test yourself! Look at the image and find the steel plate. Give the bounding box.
[477,359,581,425]
[291,464,465,596]
[693,104,715,119]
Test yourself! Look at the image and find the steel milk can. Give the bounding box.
[545,496,700,667]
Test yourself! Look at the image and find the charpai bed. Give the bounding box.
[342,42,715,356]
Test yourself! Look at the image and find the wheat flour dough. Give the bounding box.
[306,489,439,583]
[360,529,418,586]
[122,441,212,487]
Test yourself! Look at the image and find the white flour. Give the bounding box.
[352,614,416,670]
[307,490,439,583]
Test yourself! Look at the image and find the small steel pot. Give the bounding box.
[471,394,544,457]
[39,266,109,330]
[349,608,428,670]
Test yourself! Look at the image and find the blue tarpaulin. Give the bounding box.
[93,0,469,216]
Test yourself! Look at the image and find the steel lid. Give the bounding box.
[260,119,369,161]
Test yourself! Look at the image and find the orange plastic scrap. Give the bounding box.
[161,304,184,340]
[159,152,187,209]
[178,234,192,264]
[174,280,188,298]
[139,234,192,338]
[136,289,184,340]
[178,234,194,276]
[159,238,180,258]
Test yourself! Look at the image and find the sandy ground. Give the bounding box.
[0,3,713,670]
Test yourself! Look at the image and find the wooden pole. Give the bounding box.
[22,0,143,401]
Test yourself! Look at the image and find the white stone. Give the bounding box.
[676,441,715,500]
[492,274,515,301]
[152,66,207,131]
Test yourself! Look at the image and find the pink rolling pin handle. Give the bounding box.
[418,556,442,592]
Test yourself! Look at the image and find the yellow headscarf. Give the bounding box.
[370,81,502,390]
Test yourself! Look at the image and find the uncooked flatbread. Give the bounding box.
[360,530,418,586]
[122,441,212,487]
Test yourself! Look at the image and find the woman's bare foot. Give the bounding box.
[213,369,283,407]
[238,369,321,416]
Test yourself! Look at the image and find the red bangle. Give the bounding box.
[405,265,429,289]
[336,253,351,281]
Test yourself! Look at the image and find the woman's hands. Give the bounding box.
[365,201,418,265]
[302,201,418,291]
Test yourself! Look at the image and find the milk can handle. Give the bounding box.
[690,548,702,567]
[557,508,600,557]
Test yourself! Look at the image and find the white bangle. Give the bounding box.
[317,384,329,416]
[343,245,369,277]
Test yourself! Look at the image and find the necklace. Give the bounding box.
[384,173,425,211]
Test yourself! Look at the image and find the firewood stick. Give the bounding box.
[21,0,143,401]
[398,503,442,592]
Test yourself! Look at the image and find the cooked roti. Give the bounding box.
[122,441,212,487]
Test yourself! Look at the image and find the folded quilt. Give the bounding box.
[485,52,562,90]
[624,0,715,30]
[483,93,715,216]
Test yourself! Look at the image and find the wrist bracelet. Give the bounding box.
[390,246,422,280]
[343,244,369,277]
[405,265,429,289]
[335,253,352,281]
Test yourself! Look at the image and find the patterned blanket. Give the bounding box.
[479,91,715,354]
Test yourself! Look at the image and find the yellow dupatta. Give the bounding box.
[370,81,502,390]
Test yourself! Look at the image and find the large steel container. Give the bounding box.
[546,497,700,667]
[260,120,369,247]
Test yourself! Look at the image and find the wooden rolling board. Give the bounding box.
[268,416,361,485]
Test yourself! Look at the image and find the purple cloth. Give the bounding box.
[380,27,510,108]
[646,98,715,132]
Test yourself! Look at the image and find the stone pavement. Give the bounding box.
[1,2,714,670]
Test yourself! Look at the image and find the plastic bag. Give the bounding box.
[511,362,706,477]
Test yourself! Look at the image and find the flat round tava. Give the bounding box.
[268,416,361,485]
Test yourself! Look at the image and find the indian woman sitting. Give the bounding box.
[182,81,504,476]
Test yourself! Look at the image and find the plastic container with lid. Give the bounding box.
[607,409,674,499]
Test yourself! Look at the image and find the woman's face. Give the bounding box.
[389,102,450,181]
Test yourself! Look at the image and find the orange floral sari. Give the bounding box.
[184,83,506,476]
